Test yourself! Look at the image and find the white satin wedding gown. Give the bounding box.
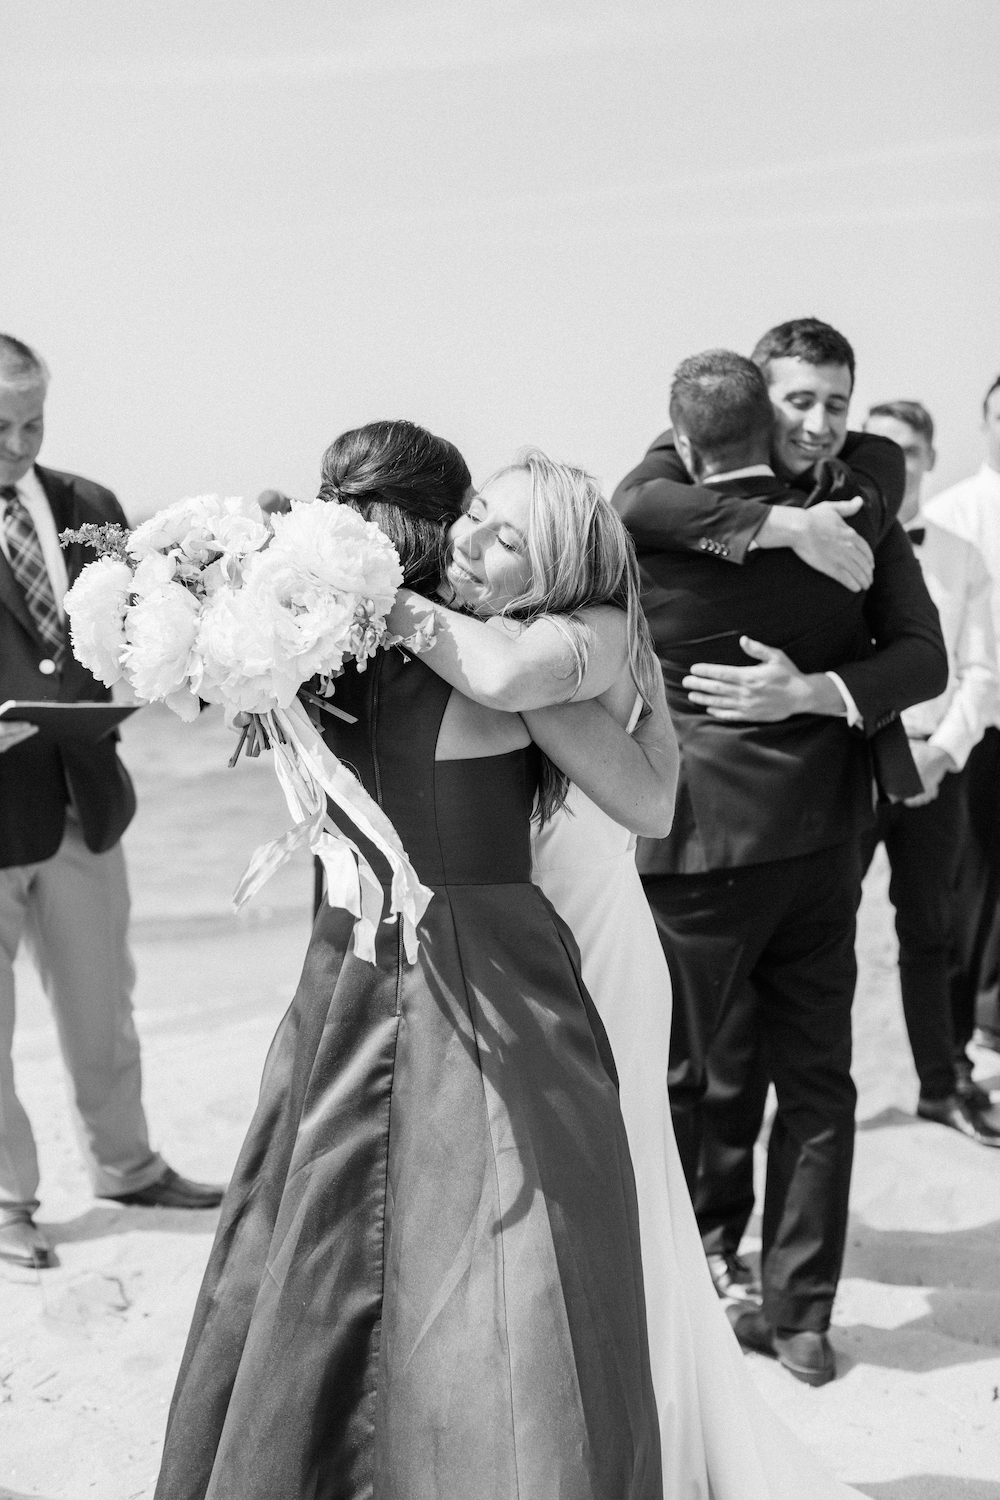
[531,704,863,1500]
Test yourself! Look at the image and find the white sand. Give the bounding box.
[1,707,999,1499]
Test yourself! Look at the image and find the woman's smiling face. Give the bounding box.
[445,469,533,614]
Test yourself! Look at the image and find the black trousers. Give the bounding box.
[860,772,963,1100]
[643,841,860,1333]
[950,728,1000,1053]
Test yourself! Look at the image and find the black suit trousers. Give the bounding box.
[949,728,1000,1052]
[860,773,963,1100]
[643,841,861,1332]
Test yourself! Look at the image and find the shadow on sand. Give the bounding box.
[856,1478,1000,1499]
[833,1216,1000,1373]
[40,1202,219,1247]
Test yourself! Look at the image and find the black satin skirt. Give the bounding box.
[156,841,660,1500]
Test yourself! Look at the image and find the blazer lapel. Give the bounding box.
[35,465,86,584]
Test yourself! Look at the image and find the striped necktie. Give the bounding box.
[1,484,64,667]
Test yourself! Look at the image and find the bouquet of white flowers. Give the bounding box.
[61,495,432,961]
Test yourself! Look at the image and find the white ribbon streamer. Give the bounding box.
[232,697,433,964]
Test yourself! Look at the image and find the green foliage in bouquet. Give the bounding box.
[60,523,132,562]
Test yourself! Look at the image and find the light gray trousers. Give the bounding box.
[0,814,164,1211]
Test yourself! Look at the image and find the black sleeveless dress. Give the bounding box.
[155,651,661,1500]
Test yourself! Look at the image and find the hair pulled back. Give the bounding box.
[486,449,661,824]
[319,420,471,596]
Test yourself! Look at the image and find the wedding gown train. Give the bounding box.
[531,702,864,1500]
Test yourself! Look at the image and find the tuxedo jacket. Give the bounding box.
[0,465,136,868]
[613,429,904,561]
[613,456,948,874]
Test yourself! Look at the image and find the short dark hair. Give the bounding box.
[0,333,49,388]
[669,349,773,456]
[751,318,855,386]
[867,399,935,448]
[984,376,1000,417]
[319,419,471,596]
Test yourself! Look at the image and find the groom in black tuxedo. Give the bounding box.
[0,334,222,1269]
[614,334,947,1385]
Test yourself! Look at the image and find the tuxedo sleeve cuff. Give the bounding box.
[825,672,864,728]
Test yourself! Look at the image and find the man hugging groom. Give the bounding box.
[615,320,947,1386]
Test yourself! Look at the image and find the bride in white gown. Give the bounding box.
[386,449,866,1500]
[532,703,860,1500]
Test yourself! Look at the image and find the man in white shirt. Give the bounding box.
[0,333,223,1270]
[863,400,1000,1144]
[923,376,1000,1063]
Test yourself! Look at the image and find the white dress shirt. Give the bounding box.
[901,518,1000,766]
[925,463,1000,643]
[0,466,70,619]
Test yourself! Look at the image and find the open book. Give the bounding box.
[0,701,140,743]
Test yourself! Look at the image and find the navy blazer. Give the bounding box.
[613,457,948,874]
[0,465,136,867]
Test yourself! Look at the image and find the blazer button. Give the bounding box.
[39,658,57,675]
[699,539,709,550]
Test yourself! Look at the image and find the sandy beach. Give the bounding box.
[1,704,999,1500]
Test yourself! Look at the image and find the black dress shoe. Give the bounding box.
[105,1167,225,1209]
[955,1059,994,1113]
[732,1307,837,1387]
[0,1210,55,1269]
[706,1251,761,1304]
[972,1024,1000,1055]
[917,1094,1000,1147]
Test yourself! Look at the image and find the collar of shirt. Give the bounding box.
[703,464,775,485]
[0,466,70,616]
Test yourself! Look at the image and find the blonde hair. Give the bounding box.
[487,448,660,822]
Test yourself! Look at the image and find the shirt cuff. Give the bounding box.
[826,672,864,728]
[929,721,974,772]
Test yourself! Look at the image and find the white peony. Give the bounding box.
[121,581,201,720]
[63,556,133,686]
[208,497,270,558]
[195,583,303,714]
[127,495,227,565]
[266,501,403,614]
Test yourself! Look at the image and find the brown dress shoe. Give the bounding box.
[0,1210,55,1269]
[732,1307,837,1386]
[104,1166,225,1209]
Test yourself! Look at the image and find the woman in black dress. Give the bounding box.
[155,422,661,1500]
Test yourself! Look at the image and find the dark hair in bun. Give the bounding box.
[319,420,471,596]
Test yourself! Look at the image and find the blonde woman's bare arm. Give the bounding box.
[523,671,677,837]
[386,591,630,711]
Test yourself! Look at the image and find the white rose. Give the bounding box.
[208,496,270,558]
[122,582,200,711]
[128,495,233,565]
[131,551,177,597]
[63,557,134,686]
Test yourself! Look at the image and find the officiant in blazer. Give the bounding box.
[613,335,948,1387]
[0,334,222,1271]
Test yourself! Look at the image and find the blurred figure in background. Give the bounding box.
[256,487,292,517]
[924,377,1000,1064]
[0,334,223,1270]
[863,401,1000,1144]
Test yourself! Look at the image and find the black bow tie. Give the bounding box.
[906,527,925,547]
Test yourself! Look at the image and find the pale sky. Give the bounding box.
[3,0,998,518]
